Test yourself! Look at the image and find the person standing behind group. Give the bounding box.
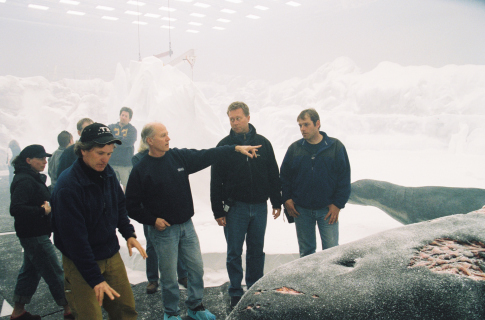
[132,141,188,295]
[126,122,260,320]
[10,145,73,320]
[210,101,282,308]
[56,118,94,178]
[7,140,21,186]
[48,131,73,191]
[109,107,137,191]
[51,123,146,320]
[280,108,351,258]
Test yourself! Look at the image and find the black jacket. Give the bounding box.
[210,124,282,219]
[10,163,51,238]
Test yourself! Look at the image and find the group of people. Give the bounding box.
[8,103,351,320]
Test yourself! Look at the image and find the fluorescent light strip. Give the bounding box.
[125,10,141,15]
[246,14,260,19]
[162,17,176,21]
[67,10,85,15]
[97,5,114,11]
[127,0,145,6]
[194,2,210,8]
[161,25,175,29]
[28,4,49,10]
[102,16,118,20]
[187,29,199,33]
[254,5,268,10]
[159,6,176,12]
[133,21,147,25]
[145,13,160,18]
[213,26,225,30]
[217,18,230,23]
[176,0,193,2]
[60,0,79,5]
[221,9,235,14]
[225,0,242,3]
[286,1,301,6]
[190,13,205,17]
[189,22,202,26]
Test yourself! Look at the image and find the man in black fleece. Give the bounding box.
[125,122,260,320]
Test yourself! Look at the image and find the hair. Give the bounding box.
[138,141,149,153]
[120,107,133,119]
[76,118,94,132]
[57,130,73,148]
[297,108,320,129]
[227,101,250,117]
[141,123,157,145]
[74,141,114,157]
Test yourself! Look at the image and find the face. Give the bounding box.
[81,144,115,172]
[147,123,171,155]
[78,120,94,136]
[120,111,131,126]
[228,108,250,134]
[26,157,47,172]
[298,115,320,142]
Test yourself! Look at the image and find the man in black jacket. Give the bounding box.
[210,101,282,308]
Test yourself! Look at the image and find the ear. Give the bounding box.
[146,137,153,146]
[26,158,32,165]
[247,115,250,122]
[316,120,321,130]
[81,149,87,157]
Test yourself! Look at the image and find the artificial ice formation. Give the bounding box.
[228,207,485,320]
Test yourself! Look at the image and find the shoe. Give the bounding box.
[10,311,41,320]
[178,277,188,288]
[146,281,159,294]
[64,312,75,319]
[163,313,182,320]
[188,304,216,320]
[230,295,242,309]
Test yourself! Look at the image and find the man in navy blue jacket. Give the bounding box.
[280,109,351,258]
[126,122,260,320]
[51,123,147,320]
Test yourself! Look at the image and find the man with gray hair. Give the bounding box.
[126,122,261,320]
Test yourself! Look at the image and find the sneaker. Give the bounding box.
[146,281,159,294]
[230,295,242,309]
[178,277,188,288]
[163,313,182,320]
[188,304,216,320]
[10,311,41,320]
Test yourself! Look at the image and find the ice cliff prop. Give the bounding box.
[348,179,485,224]
[228,207,485,320]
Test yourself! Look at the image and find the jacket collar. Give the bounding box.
[299,131,334,153]
[230,123,256,145]
[71,158,113,187]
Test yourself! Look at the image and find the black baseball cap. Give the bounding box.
[19,145,52,159]
[80,123,122,145]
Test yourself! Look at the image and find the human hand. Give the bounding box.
[325,204,340,224]
[284,199,300,217]
[155,218,171,231]
[93,281,120,306]
[235,145,262,158]
[41,201,51,215]
[216,216,226,227]
[127,237,147,259]
[272,208,281,219]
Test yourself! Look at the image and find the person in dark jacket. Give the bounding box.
[108,107,137,191]
[210,101,282,308]
[10,145,73,320]
[48,130,73,190]
[126,122,260,320]
[56,117,93,178]
[51,123,146,320]
[280,108,351,258]
[132,142,188,295]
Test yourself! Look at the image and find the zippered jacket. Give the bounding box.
[51,158,135,288]
[210,124,282,219]
[280,131,351,210]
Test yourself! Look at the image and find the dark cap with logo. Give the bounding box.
[80,123,122,145]
[19,145,52,159]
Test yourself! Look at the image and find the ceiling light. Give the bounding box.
[96,6,114,11]
[187,29,199,33]
[189,22,202,26]
[125,10,141,15]
[217,18,230,23]
[213,26,225,30]
[190,13,205,17]
[145,13,160,18]
[220,9,235,14]
[161,25,175,29]
[60,0,79,5]
[225,0,242,3]
[194,2,210,8]
[176,0,193,2]
[159,6,176,12]
[127,1,145,6]
[286,1,301,7]
[133,21,147,25]
[246,14,260,19]
[67,10,85,15]
[102,16,119,20]
[28,4,49,10]
[162,17,177,21]
[254,5,268,10]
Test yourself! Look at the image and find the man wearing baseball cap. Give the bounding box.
[51,123,147,320]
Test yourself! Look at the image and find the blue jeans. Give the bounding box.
[143,224,188,283]
[224,201,267,297]
[14,235,67,306]
[148,219,204,316]
[294,205,339,258]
